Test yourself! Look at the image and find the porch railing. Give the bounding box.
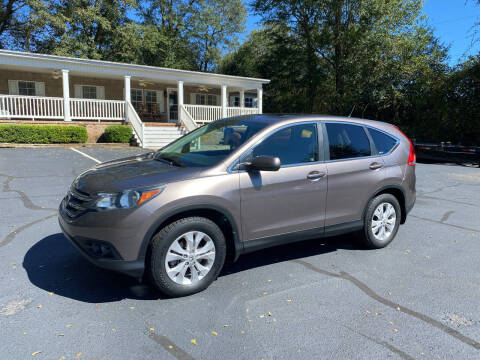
[0,95,64,119]
[226,107,259,117]
[183,104,222,123]
[70,98,125,120]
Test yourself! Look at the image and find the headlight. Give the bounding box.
[94,186,164,210]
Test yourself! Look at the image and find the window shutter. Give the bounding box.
[74,85,82,98]
[156,90,164,112]
[96,86,105,99]
[35,82,45,96]
[8,80,19,95]
[190,93,196,105]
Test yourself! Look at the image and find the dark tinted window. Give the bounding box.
[252,124,319,165]
[326,123,371,160]
[369,128,398,155]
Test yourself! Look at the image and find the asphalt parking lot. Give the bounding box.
[1,147,479,360]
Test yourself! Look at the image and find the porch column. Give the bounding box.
[124,75,131,103]
[62,69,71,122]
[239,89,245,108]
[221,84,227,118]
[257,87,263,114]
[177,81,184,106]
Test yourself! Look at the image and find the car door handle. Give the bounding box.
[307,171,326,181]
[369,162,384,170]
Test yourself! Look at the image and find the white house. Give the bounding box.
[0,50,270,147]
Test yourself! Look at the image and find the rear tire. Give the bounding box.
[148,217,226,297]
[359,193,401,249]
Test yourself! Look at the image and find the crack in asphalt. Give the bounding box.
[0,213,57,248]
[440,210,455,223]
[339,324,416,360]
[292,259,480,350]
[148,332,195,360]
[0,173,57,211]
[410,215,480,233]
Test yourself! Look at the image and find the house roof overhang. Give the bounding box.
[0,50,270,89]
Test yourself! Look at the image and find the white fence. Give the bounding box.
[226,107,259,117]
[69,98,125,120]
[0,95,64,119]
[0,95,125,121]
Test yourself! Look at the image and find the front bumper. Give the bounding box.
[58,215,145,279]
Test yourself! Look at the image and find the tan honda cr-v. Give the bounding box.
[59,115,416,297]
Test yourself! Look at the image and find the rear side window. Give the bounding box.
[368,128,398,155]
[326,123,371,160]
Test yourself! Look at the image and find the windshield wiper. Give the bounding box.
[155,154,183,167]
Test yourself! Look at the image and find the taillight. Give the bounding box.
[393,125,416,167]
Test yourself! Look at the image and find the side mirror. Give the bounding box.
[242,155,281,171]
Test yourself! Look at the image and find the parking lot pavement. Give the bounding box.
[0,147,479,360]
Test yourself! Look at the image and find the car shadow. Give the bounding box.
[24,232,363,303]
[23,233,159,303]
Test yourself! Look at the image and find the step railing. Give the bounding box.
[126,102,144,147]
[0,95,64,119]
[179,104,198,132]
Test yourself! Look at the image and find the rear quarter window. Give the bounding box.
[368,128,398,155]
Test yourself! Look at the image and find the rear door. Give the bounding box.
[239,122,328,241]
[323,122,385,227]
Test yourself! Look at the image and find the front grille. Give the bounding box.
[63,187,93,219]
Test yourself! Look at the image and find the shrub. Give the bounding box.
[101,125,132,143]
[0,124,88,144]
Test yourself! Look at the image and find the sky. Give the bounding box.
[242,0,480,66]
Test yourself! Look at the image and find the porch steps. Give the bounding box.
[133,125,187,149]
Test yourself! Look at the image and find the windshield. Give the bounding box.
[155,117,270,167]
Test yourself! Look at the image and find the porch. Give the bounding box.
[0,49,269,147]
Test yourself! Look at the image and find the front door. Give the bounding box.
[167,89,178,122]
[239,123,328,241]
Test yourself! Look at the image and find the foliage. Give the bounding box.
[101,125,132,143]
[0,124,88,143]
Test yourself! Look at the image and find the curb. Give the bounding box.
[0,143,137,149]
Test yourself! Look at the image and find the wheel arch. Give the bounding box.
[368,185,407,224]
[139,204,243,264]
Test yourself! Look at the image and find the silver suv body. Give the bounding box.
[59,115,416,297]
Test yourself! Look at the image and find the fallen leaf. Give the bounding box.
[267,312,272,317]
[149,328,154,332]
[76,352,82,357]
[168,345,173,349]
[262,292,268,295]
[66,324,73,328]
[240,330,245,334]
[36,305,42,309]
[191,339,197,345]
[112,328,116,332]
[387,292,392,296]
[396,307,401,311]
[129,307,135,310]
[211,331,218,336]
[58,334,64,336]
[259,315,265,318]
[32,351,41,356]
[393,328,399,333]
[267,279,272,282]
[223,324,229,328]
[286,299,292,302]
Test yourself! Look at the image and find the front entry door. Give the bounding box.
[167,89,178,122]
[239,123,328,241]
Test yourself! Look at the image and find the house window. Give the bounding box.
[231,96,240,107]
[131,89,143,111]
[207,94,217,106]
[82,86,97,99]
[195,94,206,105]
[245,97,253,108]
[18,81,36,96]
[145,90,158,113]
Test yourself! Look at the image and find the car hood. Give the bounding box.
[73,152,203,194]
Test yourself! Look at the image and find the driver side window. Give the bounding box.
[248,123,319,166]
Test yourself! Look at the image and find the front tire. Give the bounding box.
[359,194,401,249]
[148,217,226,297]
